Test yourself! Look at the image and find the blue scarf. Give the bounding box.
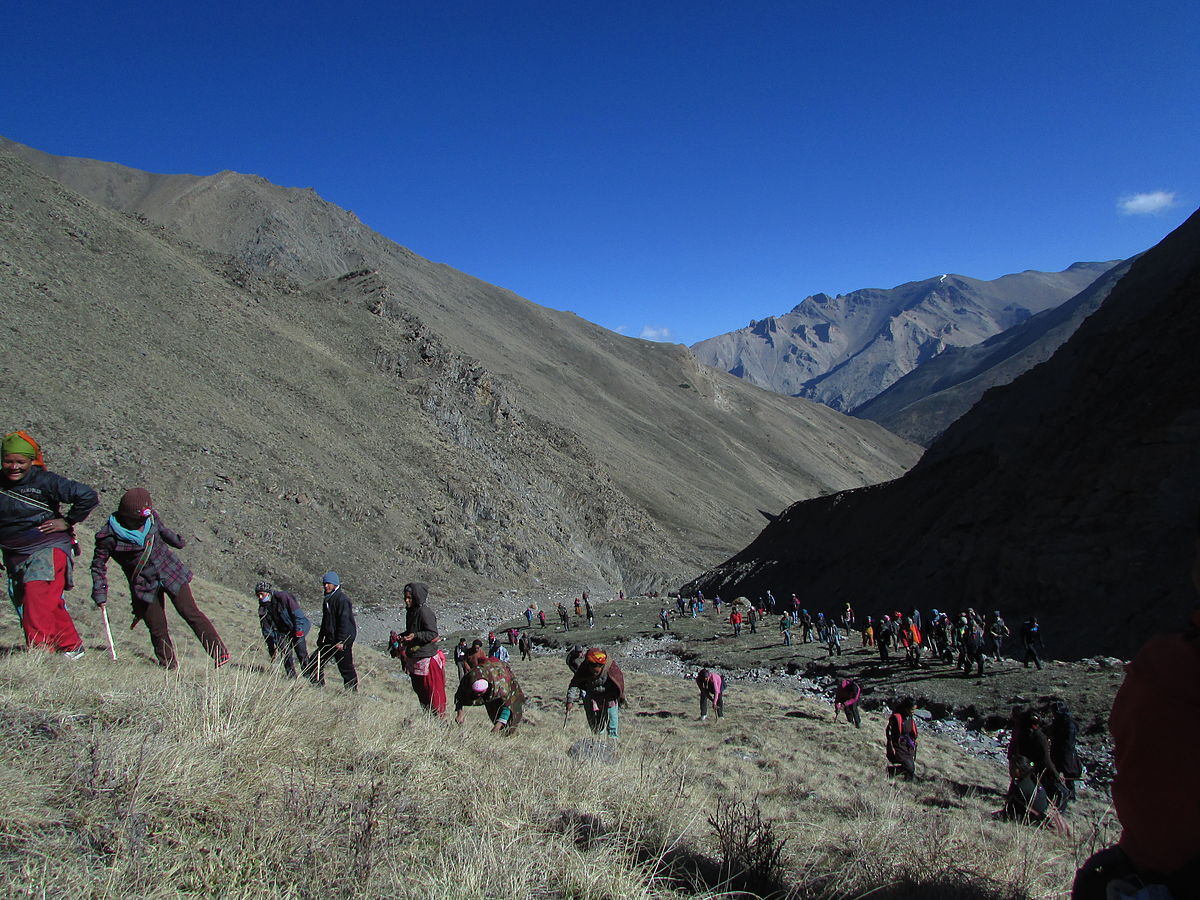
[108,514,152,547]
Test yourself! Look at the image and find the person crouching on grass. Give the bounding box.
[0,431,97,657]
[91,488,229,668]
[564,647,625,739]
[454,656,525,734]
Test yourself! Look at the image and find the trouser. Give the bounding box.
[843,704,861,727]
[18,548,83,651]
[887,754,916,780]
[732,623,742,636]
[311,641,358,690]
[700,691,724,718]
[584,702,619,739]
[275,634,310,678]
[135,581,228,669]
[782,631,791,646]
[1023,646,1042,669]
[803,627,813,642]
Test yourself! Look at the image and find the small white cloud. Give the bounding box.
[1118,191,1177,215]
[614,325,629,334]
[639,325,673,341]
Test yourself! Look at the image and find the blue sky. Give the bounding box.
[4,1,1196,345]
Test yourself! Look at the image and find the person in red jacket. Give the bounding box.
[729,608,743,637]
[885,697,918,780]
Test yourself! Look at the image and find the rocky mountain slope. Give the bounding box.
[0,140,919,602]
[855,258,1134,445]
[692,261,1118,413]
[684,209,1200,659]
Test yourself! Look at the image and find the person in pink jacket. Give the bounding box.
[697,668,724,720]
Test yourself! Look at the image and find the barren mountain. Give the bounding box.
[855,258,1134,445]
[692,262,1118,413]
[0,140,919,602]
[684,208,1200,659]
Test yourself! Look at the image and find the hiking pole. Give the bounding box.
[100,604,118,660]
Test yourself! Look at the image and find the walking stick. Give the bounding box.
[100,604,118,660]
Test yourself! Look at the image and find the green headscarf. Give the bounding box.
[1,432,38,460]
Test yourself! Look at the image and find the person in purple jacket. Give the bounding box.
[833,677,862,728]
[91,487,228,669]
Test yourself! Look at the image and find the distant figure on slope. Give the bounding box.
[833,677,862,728]
[1009,709,1068,812]
[825,617,843,656]
[861,616,875,647]
[255,581,311,678]
[1,431,97,656]
[455,656,525,734]
[1021,616,1044,670]
[986,610,1010,661]
[453,637,470,679]
[900,616,922,668]
[877,615,895,662]
[538,608,546,628]
[747,605,758,634]
[801,609,814,643]
[564,647,625,740]
[729,608,743,637]
[518,630,532,661]
[525,605,535,627]
[574,597,583,617]
[1049,701,1082,804]
[659,607,671,631]
[779,613,792,646]
[696,668,724,720]
[397,582,445,715]
[91,488,228,669]
[885,697,918,781]
[585,597,594,628]
[558,603,570,630]
[313,572,358,690]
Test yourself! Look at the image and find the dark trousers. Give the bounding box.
[843,704,861,728]
[311,641,358,690]
[274,634,310,678]
[700,691,724,718]
[136,582,228,669]
[1023,645,1042,669]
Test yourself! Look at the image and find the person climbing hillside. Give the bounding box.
[696,668,724,720]
[885,697,918,780]
[1009,709,1068,812]
[1049,701,1082,804]
[398,582,446,716]
[564,647,625,739]
[518,630,532,661]
[91,487,228,669]
[833,677,862,728]
[255,581,311,678]
[313,572,358,690]
[455,656,525,734]
[1021,616,1044,669]
[729,607,743,637]
[1,431,97,656]
[779,613,792,646]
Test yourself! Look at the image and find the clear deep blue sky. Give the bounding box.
[4,1,1197,345]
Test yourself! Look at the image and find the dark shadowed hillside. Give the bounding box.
[0,142,918,602]
[685,209,1200,659]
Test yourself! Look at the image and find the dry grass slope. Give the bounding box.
[0,574,1116,898]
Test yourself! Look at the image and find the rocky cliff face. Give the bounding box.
[0,142,920,601]
[854,259,1134,445]
[684,210,1200,659]
[692,263,1118,413]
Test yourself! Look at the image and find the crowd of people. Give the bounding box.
[3,429,1196,897]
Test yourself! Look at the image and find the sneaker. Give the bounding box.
[61,647,86,660]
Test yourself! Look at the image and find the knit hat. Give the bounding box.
[584,648,607,665]
[471,679,489,694]
[255,582,272,595]
[322,571,340,586]
[2,431,44,466]
[117,488,153,522]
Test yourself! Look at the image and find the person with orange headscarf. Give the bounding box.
[0,431,97,656]
[564,647,625,739]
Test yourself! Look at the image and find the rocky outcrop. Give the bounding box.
[693,263,1118,413]
[684,209,1200,659]
[854,259,1134,445]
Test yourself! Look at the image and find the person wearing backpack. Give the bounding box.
[255,582,311,678]
[834,677,862,728]
[886,697,919,780]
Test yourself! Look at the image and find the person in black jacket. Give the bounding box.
[397,582,446,717]
[255,582,311,678]
[312,572,357,690]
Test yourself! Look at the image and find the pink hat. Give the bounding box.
[471,679,489,694]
